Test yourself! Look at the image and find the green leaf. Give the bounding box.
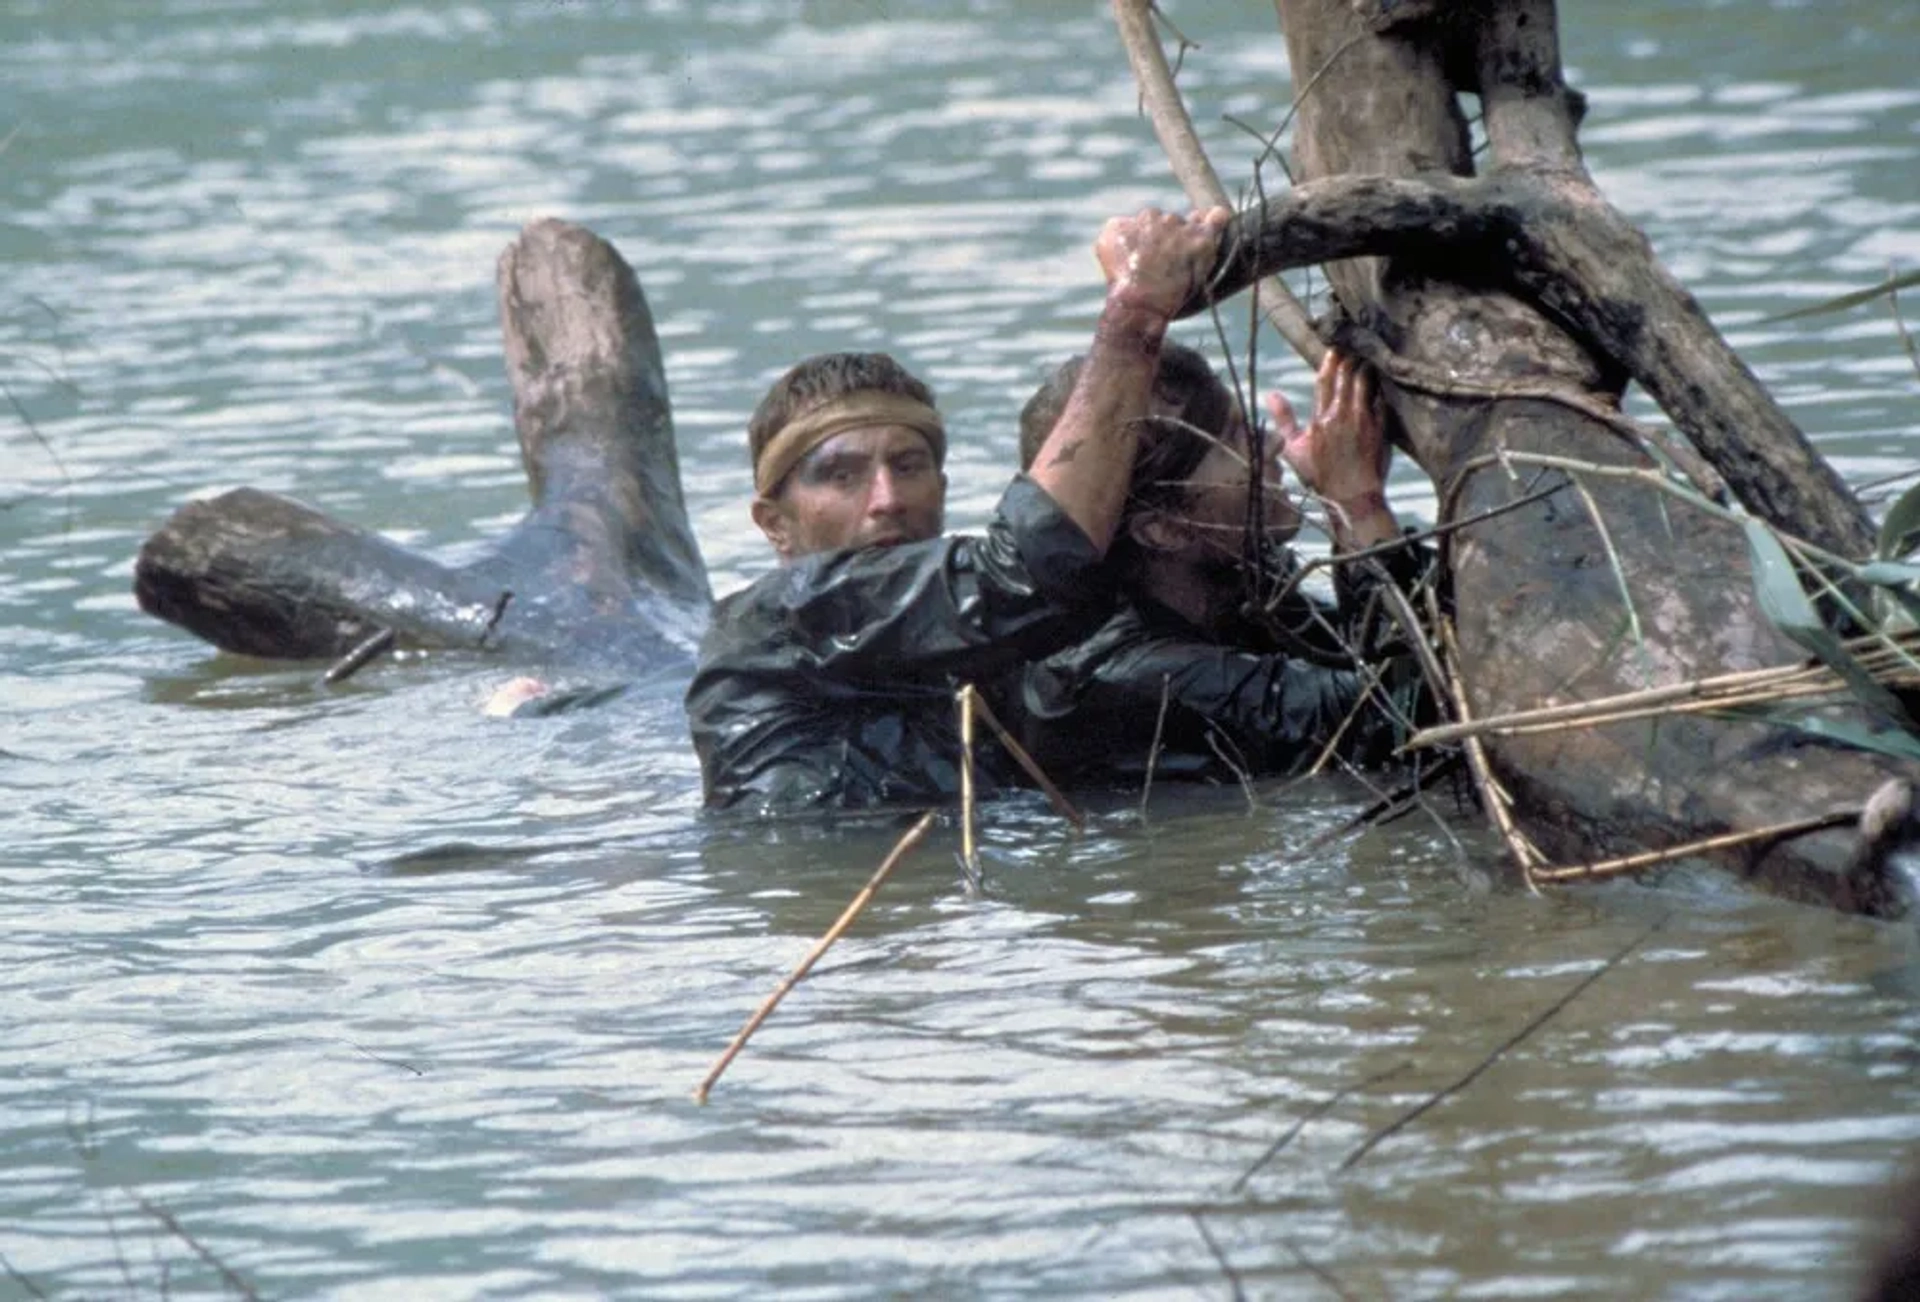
[1714,703,1920,764]
[1763,269,1920,322]
[1741,517,1920,737]
[1876,478,1920,561]
[1861,560,1920,585]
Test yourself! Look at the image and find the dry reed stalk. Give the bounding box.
[1434,598,1544,893]
[1530,809,1856,883]
[1406,634,1920,750]
[957,684,980,883]
[1109,0,1323,365]
[693,811,936,1104]
[963,685,1086,830]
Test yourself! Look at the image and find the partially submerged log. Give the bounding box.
[1151,0,1918,914]
[135,218,710,674]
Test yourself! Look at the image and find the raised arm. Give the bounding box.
[1028,206,1231,553]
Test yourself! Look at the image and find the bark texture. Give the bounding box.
[134,219,709,673]
[1238,0,1915,913]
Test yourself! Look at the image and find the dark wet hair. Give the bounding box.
[748,352,938,477]
[1018,341,1238,569]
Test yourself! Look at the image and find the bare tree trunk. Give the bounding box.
[1202,0,1917,914]
[134,219,710,673]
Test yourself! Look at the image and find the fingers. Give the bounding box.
[1263,390,1300,438]
[1314,349,1338,418]
[1097,205,1228,317]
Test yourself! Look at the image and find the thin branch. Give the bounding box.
[1110,0,1323,365]
[1140,671,1172,819]
[1188,1210,1248,1301]
[1405,628,1920,749]
[957,685,981,888]
[132,1196,261,1301]
[1232,1061,1411,1193]
[1339,914,1668,1171]
[965,683,1086,830]
[1566,475,1644,650]
[1284,1238,1359,1302]
[1431,588,1543,892]
[1206,729,1258,812]
[320,626,395,686]
[694,811,936,1104]
[1531,810,1856,883]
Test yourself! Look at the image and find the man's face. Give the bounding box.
[1157,398,1302,562]
[752,425,946,561]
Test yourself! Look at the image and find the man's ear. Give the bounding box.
[750,495,792,559]
[1127,508,1188,553]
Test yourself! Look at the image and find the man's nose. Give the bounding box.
[866,467,906,515]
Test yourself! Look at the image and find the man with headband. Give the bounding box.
[686,205,1230,811]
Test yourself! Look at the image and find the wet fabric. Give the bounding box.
[1016,540,1435,790]
[687,475,1113,812]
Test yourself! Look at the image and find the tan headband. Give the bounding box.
[754,393,946,496]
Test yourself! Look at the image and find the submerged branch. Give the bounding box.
[694,811,936,1104]
[1339,914,1667,1172]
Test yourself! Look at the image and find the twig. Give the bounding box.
[0,1255,48,1301]
[475,589,514,649]
[1339,914,1668,1171]
[1206,730,1258,813]
[1292,757,1464,858]
[964,684,1086,830]
[1284,1238,1358,1302]
[694,811,935,1104]
[321,626,395,685]
[1432,590,1543,893]
[1232,1061,1411,1193]
[1444,448,1857,575]
[957,685,981,888]
[1141,672,1172,819]
[1188,1212,1248,1302]
[1332,324,1730,505]
[1109,0,1323,365]
[1567,476,1643,650]
[1263,479,1567,620]
[1530,810,1856,883]
[1406,632,1920,749]
[132,1195,261,1301]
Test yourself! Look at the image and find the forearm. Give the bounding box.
[1324,489,1403,554]
[1026,297,1168,554]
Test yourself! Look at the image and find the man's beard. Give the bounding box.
[1198,537,1308,652]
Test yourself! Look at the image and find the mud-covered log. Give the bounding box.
[135,218,709,671]
[1189,172,1874,561]
[135,488,512,660]
[1261,0,1915,912]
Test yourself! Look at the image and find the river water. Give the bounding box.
[4,2,1919,1298]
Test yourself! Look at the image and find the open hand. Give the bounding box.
[1270,351,1389,509]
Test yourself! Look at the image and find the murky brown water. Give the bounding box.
[3,1,1918,1296]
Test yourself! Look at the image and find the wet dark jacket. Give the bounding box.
[1016,543,1433,790]
[687,475,1113,812]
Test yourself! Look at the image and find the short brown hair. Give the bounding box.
[1018,340,1236,510]
[748,353,938,489]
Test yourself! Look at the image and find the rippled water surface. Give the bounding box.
[4,1,1919,1297]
